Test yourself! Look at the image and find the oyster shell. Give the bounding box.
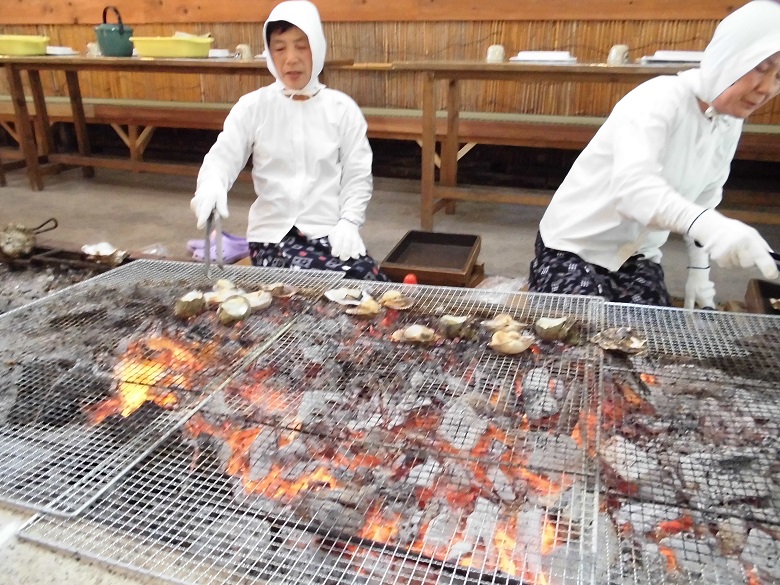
[174,290,206,319]
[391,324,436,344]
[488,330,535,355]
[378,290,414,310]
[217,295,252,325]
[481,313,525,333]
[204,280,245,306]
[590,327,647,354]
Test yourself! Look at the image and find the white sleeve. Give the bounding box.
[609,106,706,235]
[336,101,373,227]
[195,98,256,197]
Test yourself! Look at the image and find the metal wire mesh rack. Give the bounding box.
[19,287,606,585]
[0,260,344,515]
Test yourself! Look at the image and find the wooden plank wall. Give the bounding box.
[2,1,779,123]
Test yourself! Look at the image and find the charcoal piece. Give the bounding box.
[100,401,169,440]
[678,449,772,505]
[741,528,780,580]
[6,357,75,426]
[297,496,365,537]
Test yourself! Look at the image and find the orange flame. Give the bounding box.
[639,373,657,385]
[88,335,200,424]
[358,507,401,542]
[658,545,678,572]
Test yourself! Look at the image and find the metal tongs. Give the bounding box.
[204,210,224,277]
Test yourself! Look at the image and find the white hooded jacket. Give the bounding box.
[539,0,780,272]
[195,0,373,244]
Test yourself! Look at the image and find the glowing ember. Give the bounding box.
[87,335,202,424]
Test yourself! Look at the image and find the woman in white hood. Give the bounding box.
[191,0,388,280]
[529,0,780,308]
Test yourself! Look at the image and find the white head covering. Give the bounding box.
[262,0,326,98]
[696,0,780,104]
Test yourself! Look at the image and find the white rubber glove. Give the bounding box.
[684,268,716,309]
[328,218,366,261]
[683,239,716,310]
[687,210,779,280]
[190,189,229,229]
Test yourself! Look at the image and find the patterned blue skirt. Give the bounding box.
[528,232,671,306]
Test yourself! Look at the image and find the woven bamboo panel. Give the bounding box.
[1,19,779,123]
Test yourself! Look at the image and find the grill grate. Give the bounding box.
[0,260,344,515]
[19,283,605,585]
[592,304,780,584]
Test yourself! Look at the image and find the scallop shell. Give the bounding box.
[217,295,252,325]
[391,324,436,343]
[324,288,364,305]
[174,290,206,318]
[263,282,299,298]
[346,293,381,317]
[378,290,414,310]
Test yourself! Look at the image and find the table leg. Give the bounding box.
[440,79,460,215]
[64,70,94,178]
[420,72,436,231]
[27,70,56,158]
[6,65,43,191]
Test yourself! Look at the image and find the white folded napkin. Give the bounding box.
[640,50,704,63]
[46,46,78,56]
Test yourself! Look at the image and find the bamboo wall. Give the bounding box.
[2,1,779,123]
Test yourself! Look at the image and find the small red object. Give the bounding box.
[403,273,418,284]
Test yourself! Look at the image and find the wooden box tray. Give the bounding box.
[744,278,780,315]
[380,230,482,287]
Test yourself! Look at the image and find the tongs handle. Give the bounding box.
[31,217,58,234]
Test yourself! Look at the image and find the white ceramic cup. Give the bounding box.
[236,44,252,60]
[486,44,505,63]
[607,44,630,65]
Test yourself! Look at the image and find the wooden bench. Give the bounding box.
[2,97,779,226]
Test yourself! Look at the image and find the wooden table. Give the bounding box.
[0,56,353,190]
[391,61,692,230]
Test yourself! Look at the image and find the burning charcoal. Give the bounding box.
[614,502,692,535]
[598,435,662,483]
[659,532,744,582]
[405,459,442,488]
[678,449,772,506]
[396,508,426,545]
[248,428,279,481]
[6,357,76,426]
[610,540,668,585]
[485,466,516,502]
[717,517,748,556]
[527,433,582,475]
[297,390,347,425]
[445,497,500,563]
[520,367,562,422]
[296,496,365,536]
[543,513,618,585]
[422,512,459,554]
[741,528,780,580]
[438,398,488,451]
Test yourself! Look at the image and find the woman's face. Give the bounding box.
[269,25,313,91]
[712,51,780,118]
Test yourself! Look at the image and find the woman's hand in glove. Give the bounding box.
[190,189,229,229]
[328,219,366,261]
[688,210,779,280]
[684,267,716,309]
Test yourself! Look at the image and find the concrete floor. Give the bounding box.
[0,164,778,584]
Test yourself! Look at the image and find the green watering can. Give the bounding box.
[95,6,134,57]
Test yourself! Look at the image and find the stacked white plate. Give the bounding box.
[509,50,577,63]
[639,50,704,63]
